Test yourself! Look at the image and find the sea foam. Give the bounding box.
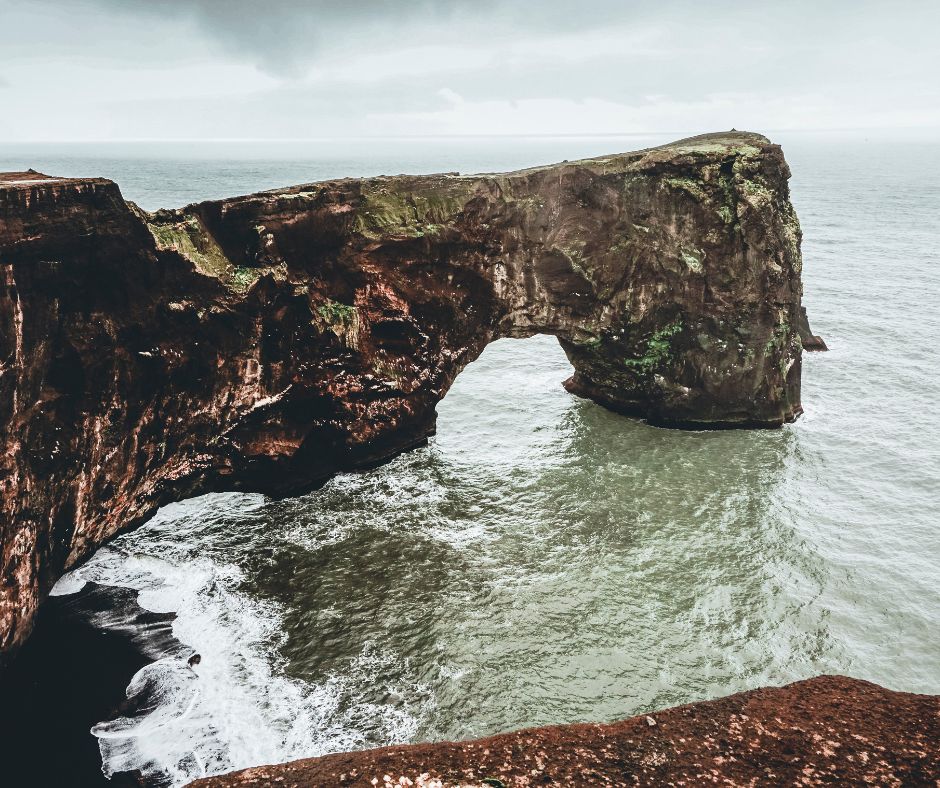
[53,544,429,787]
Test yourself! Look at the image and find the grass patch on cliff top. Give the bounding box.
[353,178,477,238]
[147,213,265,293]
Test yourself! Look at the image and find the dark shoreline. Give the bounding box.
[0,582,185,787]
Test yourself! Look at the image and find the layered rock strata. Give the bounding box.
[189,676,939,787]
[0,132,822,661]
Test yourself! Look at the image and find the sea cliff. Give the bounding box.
[1,132,822,662]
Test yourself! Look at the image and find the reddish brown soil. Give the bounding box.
[0,170,98,185]
[190,676,939,787]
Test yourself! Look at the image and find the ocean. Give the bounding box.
[2,132,938,786]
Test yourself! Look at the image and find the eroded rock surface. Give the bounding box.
[189,676,939,787]
[1,132,821,661]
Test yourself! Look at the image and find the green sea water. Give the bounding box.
[4,132,936,786]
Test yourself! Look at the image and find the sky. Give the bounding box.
[1,0,939,141]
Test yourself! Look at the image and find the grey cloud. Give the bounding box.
[30,0,500,74]
[24,0,940,82]
[19,0,790,74]
[3,0,940,139]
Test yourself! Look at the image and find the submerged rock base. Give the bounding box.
[190,677,938,788]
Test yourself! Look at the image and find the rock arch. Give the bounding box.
[0,132,821,660]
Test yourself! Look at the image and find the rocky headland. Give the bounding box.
[0,131,827,664]
[189,676,940,787]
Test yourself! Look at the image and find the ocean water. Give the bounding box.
[4,133,938,786]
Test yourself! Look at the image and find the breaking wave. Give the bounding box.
[52,544,431,787]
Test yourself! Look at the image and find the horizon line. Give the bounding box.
[2,126,939,145]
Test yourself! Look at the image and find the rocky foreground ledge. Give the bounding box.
[1,132,824,662]
[191,677,938,787]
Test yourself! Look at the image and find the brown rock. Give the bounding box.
[187,676,940,787]
[0,131,822,661]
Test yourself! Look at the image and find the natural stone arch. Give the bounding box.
[0,131,821,660]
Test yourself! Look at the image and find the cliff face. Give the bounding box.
[187,676,940,787]
[0,132,820,661]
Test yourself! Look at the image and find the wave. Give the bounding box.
[52,545,431,787]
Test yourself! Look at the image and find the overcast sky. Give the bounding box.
[1,0,938,140]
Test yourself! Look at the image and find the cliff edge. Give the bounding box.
[189,676,939,787]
